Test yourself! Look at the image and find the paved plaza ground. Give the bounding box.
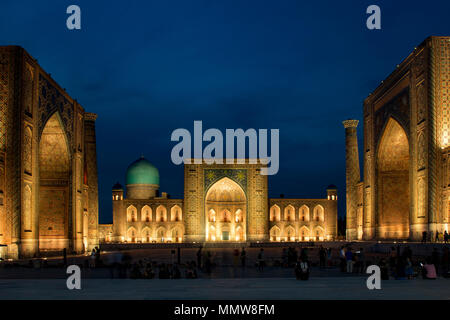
[0,243,449,300]
[0,277,448,300]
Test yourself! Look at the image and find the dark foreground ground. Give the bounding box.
[0,242,449,299]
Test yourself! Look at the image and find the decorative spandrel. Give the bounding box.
[38,74,74,149]
[204,169,247,195]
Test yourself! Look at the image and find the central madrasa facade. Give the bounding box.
[98,158,338,244]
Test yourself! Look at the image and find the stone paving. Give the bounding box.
[0,244,449,300]
[0,277,449,300]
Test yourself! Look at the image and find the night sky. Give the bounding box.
[1,0,450,223]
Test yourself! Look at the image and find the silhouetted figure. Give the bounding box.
[196,247,203,269]
[442,247,449,275]
[257,249,265,272]
[380,259,389,280]
[422,231,427,243]
[444,230,449,244]
[339,246,346,272]
[295,258,309,280]
[63,248,67,267]
[233,249,239,267]
[431,248,441,274]
[319,246,326,269]
[394,257,406,280]
[405,258,414,280]
[240,248,246,268]
[345,248,353,273]
[356,248,365,273]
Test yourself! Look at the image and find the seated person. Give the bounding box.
[422,258,437,280]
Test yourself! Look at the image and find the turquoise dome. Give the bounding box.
[126,157,160,185]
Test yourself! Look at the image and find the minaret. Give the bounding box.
[84,113,99,251]
[343,120,360,241]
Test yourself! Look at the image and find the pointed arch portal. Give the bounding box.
[205,177,247,242]
[38,113,71,251]
[376,118,410,239]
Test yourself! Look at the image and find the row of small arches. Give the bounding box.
[127,205,182,223]
[270,225,326,242]
[126,226,183,243]
[270,205,325,222]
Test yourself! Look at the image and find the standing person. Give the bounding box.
[319,246,326,269]
[89,248,96,269]
[431,248,441,275]
[435,231,440,243]
[444,230,449,244]
[327,248,332,267]
[204,251,212,274]
[63,248,67,267]
[441,247,449,275]
[240,248,246,268]
[295,257,309,280]
[282,248,288,267]
[380,258,389,280]
[95,247,101,266]
[257,248,265,272]
[358,248,366,273]
[339,246,346,272]
[405,257,414,280]
[233,248,239,267]
[422,231,427,243]
[345,247,353,273]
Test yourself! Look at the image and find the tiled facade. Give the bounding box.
[345,36,450,241]
[100,160,338,243]
[0,46,99,259]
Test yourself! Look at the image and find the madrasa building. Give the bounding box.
[98,158,338,244]
[0,46,99,259]
[344,36,450,241]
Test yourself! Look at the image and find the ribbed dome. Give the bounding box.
[126,156,160,186]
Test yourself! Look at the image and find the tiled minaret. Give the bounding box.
[343,120,360,241]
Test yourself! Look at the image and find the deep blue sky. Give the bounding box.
[1,0,449,223]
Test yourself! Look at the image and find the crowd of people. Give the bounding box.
[11,243,449,282]
[421,230,449,243]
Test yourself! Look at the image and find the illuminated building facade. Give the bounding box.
[344,36,450,241]
[100,159,338,243]
[0,46,99,259]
